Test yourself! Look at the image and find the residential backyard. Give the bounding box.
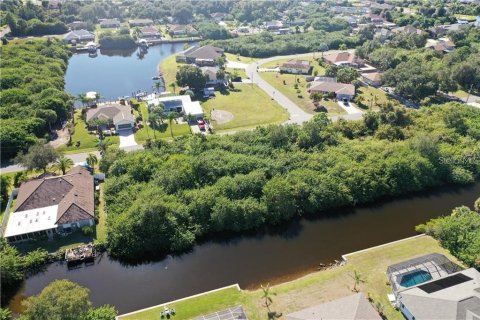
[225,53,258,64]
[356,85,400,111]
[57,111,118,154]
[134,102,191,143]
[118,235,462,320]
[201,84,289,131]
[159,54,180,89]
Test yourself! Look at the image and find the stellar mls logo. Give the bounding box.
[439,154,480,165]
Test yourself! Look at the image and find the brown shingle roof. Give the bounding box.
[14,166,94,225]
[309,81,356,96]
[323,52,363,65]
[86,104,134,125]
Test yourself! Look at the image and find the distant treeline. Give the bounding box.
[204,31,361,57]
[100,103,480,260]
[0,39,72,159]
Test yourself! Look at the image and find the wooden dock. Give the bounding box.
[65,243,96,266]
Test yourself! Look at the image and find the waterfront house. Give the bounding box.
[99,19,121,28]
[140,26,161,39]
[128,19,153,27]
[387,253,480,320]
[323,51,365,69]
[361,72,383,87]
[4,166,95,243]
[86,103,135,131]
[63,29,95,44]
[145,95,204,119]
[169,25,198,37]
[308,81,356,101]
[286,293,382,320]
[280,59,312,74]
[176,45,225,66]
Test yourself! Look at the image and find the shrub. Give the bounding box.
[81,226,94,235]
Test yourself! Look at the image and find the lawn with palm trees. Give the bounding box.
[57,111,119,154]
[134,102,191,143]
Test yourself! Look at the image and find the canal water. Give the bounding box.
[65,43,188,103]
[10,182,480,314]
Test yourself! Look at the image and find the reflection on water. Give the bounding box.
[66,43,190,105]
[10,182,480,314]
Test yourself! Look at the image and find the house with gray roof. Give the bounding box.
[63,29,95,44]
[86,104,135,131]
[387,253,480,320]
[308,81,356,101]
[128,19,153,27]
[99,18,121,28]
[176,45,224,66]
[286,293,382,320]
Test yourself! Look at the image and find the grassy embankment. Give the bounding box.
[119,235,461,320]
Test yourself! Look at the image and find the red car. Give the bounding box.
[197,119,206,131]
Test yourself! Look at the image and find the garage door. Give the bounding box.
[117,123,132,130]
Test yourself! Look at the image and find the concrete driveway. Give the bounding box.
[118,129,138,149]
[337,101,364,115]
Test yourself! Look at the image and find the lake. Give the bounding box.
[9,182,480,314]
[65,43,188,104]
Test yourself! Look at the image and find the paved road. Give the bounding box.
[243,50,360,125]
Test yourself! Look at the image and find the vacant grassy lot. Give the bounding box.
[201,84,289,131]
[134,102,191,143]
[261,56,325,76]
[119,235,460,320]
[58,111,118,154]
[356,85,401,111]
[225,53,258,64]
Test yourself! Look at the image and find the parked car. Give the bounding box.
[197,119,206,131]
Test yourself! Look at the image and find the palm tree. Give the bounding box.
[261,284,276,313]
[132,27,141,40]
[167,111,178,138]
[55,155,74,175]
[77,93,88,108]
[86,153,98,169]
[153,81,162,93]
[149,112,160,140]
[94,93,102,105]
[169,82,176,94]
[350,270,366,292]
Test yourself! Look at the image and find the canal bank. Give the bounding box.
[9,181,480,314]
[116,234,463,320]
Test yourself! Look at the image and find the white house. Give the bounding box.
[280,59,312,74]
[4,166,95,243]
[145,95,204,119]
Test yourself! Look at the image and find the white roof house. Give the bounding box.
[4,205,58,238]
[145,95,204,119]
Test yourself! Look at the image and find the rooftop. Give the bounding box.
[86,104,134,125]
[286,293,382,320]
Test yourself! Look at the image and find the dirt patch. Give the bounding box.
[212,109,234,124]
[49,128,70,148]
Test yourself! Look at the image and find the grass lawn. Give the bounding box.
[260,56,325,76]
[159,54,180,89]
[226,68,248,79]
[134,102,191,143]
[225,53,258,64]
[119,235,460,320]
[356,86,401,111]
[260,72,344,115]
[95,186,107,242]
[119,286,245,320]
[201,84,289,131]
[454,14,477,21]
[57,111,118,154]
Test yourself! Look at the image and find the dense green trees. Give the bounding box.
[0,39,72,160]
[14,144,59,173]
[101,103,480,259]
[416,200,480,268]
[98,33,136,50]
[176,65,207,91]
[20,279,117,320]
[205,31,361,58]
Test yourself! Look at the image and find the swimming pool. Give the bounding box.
[400,270,433,287]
